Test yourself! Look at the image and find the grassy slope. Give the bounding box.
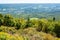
[0,26,60,40]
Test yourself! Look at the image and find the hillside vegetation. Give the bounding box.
[0,14,60,40]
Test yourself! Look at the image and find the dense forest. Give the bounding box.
[0,14,60,40]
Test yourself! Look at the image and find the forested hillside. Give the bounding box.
[0,14,60,40]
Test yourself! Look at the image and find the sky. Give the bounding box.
[0,0,60,4]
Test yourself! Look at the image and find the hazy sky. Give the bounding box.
[0,0,60,4]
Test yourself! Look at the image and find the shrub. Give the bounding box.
[36,18,49,32]
[0,32,24,40]
[18,27,57,40]
[0,26,17,34]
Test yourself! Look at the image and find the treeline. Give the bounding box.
[0,14,60,37]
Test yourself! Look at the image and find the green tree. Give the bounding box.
[0,14,4,26]
[4,14,14,26]
[54,23,60,37]
[25,17,32,28]
[0,14,3,18]
[15,22,21,30]
[0,18,3,26]
[53,17,55,21]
